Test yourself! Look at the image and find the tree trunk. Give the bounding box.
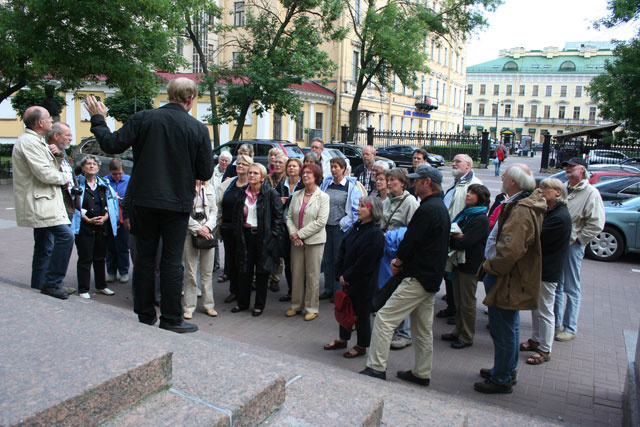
[0,80,26,106]
[348,85,366,141]
[232,100,251,140]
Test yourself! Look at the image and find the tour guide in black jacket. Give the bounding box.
[84,78,213,334]
[361,164,450,385]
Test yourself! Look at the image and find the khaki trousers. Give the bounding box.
[451,271,479,344]
[366,277,435,379]
[182,236,215,314]
[290,242,324,314]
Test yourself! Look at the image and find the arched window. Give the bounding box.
[559,61,576,71]
[502,61,518,71]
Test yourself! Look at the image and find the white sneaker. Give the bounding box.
[96,288,115,296]
[119,274,129,283]
[79,292,91,299]
[106,274,116,282]
[390,337,412,349]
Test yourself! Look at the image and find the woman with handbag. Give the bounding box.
[324,196,384,358]
[182,179,218,319]
[231,163,285,317]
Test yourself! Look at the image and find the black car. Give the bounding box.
[212,139,304,167]
[324,142,396,170]
[375,145,445,168]
[69,137,133,176]
[594,176,640,201]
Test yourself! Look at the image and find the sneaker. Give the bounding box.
[96,288,115,296]
[79,292,91,299]
[555,325,563,334]
[106,274,116,282]
[119,274,129,283]
[390,337,412,350]
[555,331,576,342]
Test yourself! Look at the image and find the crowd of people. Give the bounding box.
[12,79,605,392]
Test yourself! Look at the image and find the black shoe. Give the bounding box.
[41,286,68,300]
[252,309,263,317]
[268,281,280,292]
[479,368,517,385]
[159,321,198,334]
[451,339,472,349]
[231,306,248,313]
[435,309,455,318]
[139,317,157,326]
[397,370,430,386]
[359,367,386,380]
[441,333,457,341]
[279,294,291,302]
[474,379,512,394]
[319,291,333,300]
[446,317,456,325]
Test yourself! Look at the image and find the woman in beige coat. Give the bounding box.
[285,163,330,321]
[183,180,218,319]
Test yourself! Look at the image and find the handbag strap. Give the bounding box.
[383,194,409,231]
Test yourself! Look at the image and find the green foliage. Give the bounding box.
[0,0,186,103]
[0,144,14,157]
[423,144,480,161]
[595,0,640,30]
[104,93,155,123]
[10,87,67,119]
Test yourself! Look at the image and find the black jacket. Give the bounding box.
[232,182,285,273]
[396,193,450,293]
[90,103,213,213]
[335,221,384,299]
[449,213,490,274]
[541,202,572,282]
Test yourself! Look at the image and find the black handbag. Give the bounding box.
[191,234,217,249]
[372,274,404,312]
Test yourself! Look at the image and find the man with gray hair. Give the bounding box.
[47,122,77,223]
[12,107,74,299]
[309,137,331,178]
[85,77,213,334]
[554,158,604,342]
[474,164,546,394]
[353,145,376,194]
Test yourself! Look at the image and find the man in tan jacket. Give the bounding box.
[12,106,74,299]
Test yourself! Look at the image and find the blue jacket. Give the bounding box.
[320,176,362,232]
[102,173,130,200]
[377,227,407,289]
[71,174,119,236]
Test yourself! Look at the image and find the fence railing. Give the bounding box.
[0,159,12,179]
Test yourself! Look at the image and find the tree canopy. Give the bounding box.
[103,93,155,123]
[0,0,185,104]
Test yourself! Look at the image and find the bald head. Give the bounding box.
[24,106,53,135]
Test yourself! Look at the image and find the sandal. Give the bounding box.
[526,350,550,365]
[323,339,348,350]
[519,338,540,352]
[217,274,229,283]
[343,345,367,358]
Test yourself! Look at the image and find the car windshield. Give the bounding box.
[284,146,304,157]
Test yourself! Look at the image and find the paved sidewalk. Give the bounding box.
[1,155,638,425]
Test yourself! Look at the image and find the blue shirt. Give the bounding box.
[103,173,130,200]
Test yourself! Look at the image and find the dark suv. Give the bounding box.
[212,139,304,167]
[69,137,133,176]
[324,142,396,170]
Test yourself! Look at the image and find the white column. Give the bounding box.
[220,122,229,144]
[65,92,77,144]
[256,108,271,139]
[327,105,332,141]
[309,102,315,130]
[288,115,295,142]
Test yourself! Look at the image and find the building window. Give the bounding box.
[558,105,565,119]
[504,104,511,117]
[442,83,446,104]
[573,106,580,120]
[560,85,567,97]
[575,86,583,97]
[430,39,435,60]
[532,85,539,97]
[545,85,552,97]
[444,47,448,67]
[544,105,551,118]
[491,103,498,117]
[273,113,282,140]
[315,112,323,130]
[296,112,304,141]
[353,50,360,81]
[530,104,537,118]
[354,0,361,23]
[503,61,518,71]
[232,52,241,68]
[234,1,245,26]
[517,104,524,118]
[467,84,473,95]
[493,84,499,96]
[559,60,576,71]
[519,85,525,96]
[176,38,184,56]
[478,103,485,116]
[506,85,512,96]
[589,106,597,121]
[437,46,441,63]
[480,84,486,95]
[465,103,472,115]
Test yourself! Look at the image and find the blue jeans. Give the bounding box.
[484,274,520,385]
[494,161,501,176]
[554,242,585,334]
[106,226,130,276]
[31,225,74,290]
[322,224,344,294]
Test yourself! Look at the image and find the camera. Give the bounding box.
[192,212,206,221]
[70,186,83,196]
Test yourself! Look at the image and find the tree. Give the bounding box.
[344,0,501,140]
[103,93,155,123]
[10,87,66,119]
[218,0,347,140]
[0,0,185,104]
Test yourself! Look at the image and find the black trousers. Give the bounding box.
[237,229,269,310]
[339,295,373,348]
[220,226,239,296]
[75,223,108,293]
[132,206,189,325]
[282,238,292,295]
[444,277,457,314]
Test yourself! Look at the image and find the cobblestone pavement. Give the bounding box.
[1,153,638,425]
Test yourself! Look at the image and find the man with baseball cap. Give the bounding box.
[554,157,604,342]
[360,165,450,386]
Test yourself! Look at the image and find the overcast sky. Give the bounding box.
[466,0,639,66]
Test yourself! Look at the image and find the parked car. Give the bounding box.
[584,149,628,165]
[588,164,640,173]
[69,137,133,176]
[376,145,445,168]
[585,196,640,262]
[534,169,640,188]
[324,148,351,173]
[594,177,640,201]
[212,139,304,167]
[621,157,640,169]
[324,142,396,171]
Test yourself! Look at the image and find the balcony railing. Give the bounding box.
[463,115,611,127]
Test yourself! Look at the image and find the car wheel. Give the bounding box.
[586,226,625,262]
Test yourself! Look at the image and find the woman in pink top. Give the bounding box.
[285,163,330,321]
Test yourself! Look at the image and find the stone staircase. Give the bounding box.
[0,283,561,426]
